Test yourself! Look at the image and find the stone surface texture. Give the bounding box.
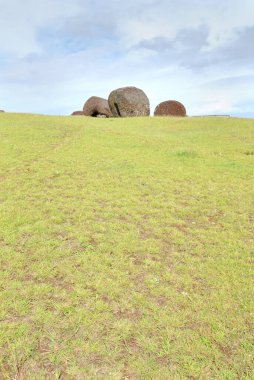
[154,100,186,117]
[83,96,112,117]
[108,87,150,117]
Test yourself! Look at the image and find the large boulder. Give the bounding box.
[71,111,84,116]
[83,96,112,117]
[108,86,150,117]
[154,100,186,117]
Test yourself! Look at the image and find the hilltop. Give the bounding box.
[0,113,253,379]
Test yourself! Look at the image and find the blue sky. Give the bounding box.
[0,0,254,116]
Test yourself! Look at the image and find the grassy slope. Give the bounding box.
[0,113,253,380]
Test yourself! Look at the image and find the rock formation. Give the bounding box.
[83,96,112,117]
[154,100,186,117]
[71,111,84,116]
[0,110,4,113]
[108,86,150,117]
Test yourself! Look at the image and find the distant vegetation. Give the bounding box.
[0,113,253,379]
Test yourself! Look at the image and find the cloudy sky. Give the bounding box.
[0,0,254,116]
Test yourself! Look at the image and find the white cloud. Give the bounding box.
[0,0,254,116]
[0,0,81,56]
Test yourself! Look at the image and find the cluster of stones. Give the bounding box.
[71,87,186,118]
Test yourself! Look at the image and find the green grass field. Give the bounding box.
[0,113,253,379]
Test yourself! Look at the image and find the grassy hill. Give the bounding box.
[0,113,253,379]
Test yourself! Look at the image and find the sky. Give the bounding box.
[0,0,254,117]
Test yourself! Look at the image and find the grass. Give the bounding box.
[0,113,253,379]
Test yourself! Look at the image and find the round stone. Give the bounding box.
[154,100,186,117]
[108,86,150,117]
[71,111,84,116]
[83,96,112,117]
